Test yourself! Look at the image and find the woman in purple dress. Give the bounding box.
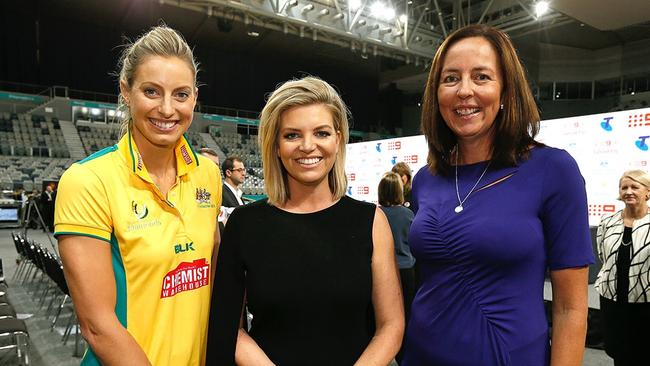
[403,24,594,366]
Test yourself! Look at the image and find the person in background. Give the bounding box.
[199,147,220,166]
[40,184,55,232]
[220,156,246,225]
[403,24,594,366]
[377,171,415,363]
[391,162,413,210]
[595,170,650,366]
[207,76,404,365]
[54,26,221,366]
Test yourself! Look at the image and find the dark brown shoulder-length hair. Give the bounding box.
[378,172,404,207]
[421,24,541,176]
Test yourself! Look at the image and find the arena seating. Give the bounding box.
[75,123,120,155]
[0,112,70,158]
[0,156,73,191]
[1,110,268,195]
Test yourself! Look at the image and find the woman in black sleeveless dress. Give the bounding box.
[207,76,404,365]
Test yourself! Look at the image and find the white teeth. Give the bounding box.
[150,119,175,130]
[456,108,480,116]
[297,157,322,165]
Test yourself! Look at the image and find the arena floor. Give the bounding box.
[0,228,612,366]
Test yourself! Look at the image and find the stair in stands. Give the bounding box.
[199,132,226,163]
[58,120,86,160]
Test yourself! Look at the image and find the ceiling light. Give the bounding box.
[247,30,260,37]
[371,2,396,20]
[535,1,549,18]
[399,14,408,23]
[349,0,362,11]
[371,2,385,18]
[384,7,395,20]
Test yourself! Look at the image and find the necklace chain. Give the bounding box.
[454,146,491,214]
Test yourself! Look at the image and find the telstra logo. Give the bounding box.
[600,117,613,131]
[635,136,650,151]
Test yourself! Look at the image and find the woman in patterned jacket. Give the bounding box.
[595,169,650,366]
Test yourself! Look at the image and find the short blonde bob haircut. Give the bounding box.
[618,169,650,201]
[259,76,350,206]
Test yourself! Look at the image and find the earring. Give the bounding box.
[500,104,504,110]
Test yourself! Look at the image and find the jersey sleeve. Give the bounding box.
[541,149,595,270]
[213,161,223,218]
[54,163,113,243]
[207,207,246,365]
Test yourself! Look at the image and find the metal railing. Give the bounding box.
[1,80,260,119]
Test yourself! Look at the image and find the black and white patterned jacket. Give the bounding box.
[595,210,650,303]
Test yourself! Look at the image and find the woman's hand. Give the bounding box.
[59,235,151,366]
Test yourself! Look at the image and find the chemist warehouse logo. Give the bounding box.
[160,259,210,298]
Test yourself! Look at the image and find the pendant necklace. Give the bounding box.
[454,146,491,214]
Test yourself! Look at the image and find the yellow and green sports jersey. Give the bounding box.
[54,131,221,366]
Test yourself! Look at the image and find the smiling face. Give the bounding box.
[121,55,197,151]
[619,176,650,208]
[277,103,341,193]
[437,36,503,150]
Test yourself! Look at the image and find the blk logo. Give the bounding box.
[347,186,352,195]
[174,242,195,254]
[375,143,382,152]
[600,117,613,131]
[636,136,650,151]
[391,156,397,165]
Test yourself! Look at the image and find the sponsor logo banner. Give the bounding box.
[160,259,210,298]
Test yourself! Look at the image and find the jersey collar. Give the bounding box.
[118,129,200,182]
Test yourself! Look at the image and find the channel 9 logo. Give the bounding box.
[356,186,370,195]
[588,204,616,217]
[628,112,650,127]
[387,141,402,150]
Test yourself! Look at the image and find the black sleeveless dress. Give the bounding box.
[207,196,376,365]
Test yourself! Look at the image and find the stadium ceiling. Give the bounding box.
[160,0,581,65]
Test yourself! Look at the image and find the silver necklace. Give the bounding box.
[454,147,491,214]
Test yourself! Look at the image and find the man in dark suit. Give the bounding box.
[219,156,246,232]
[40,184,56,232]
